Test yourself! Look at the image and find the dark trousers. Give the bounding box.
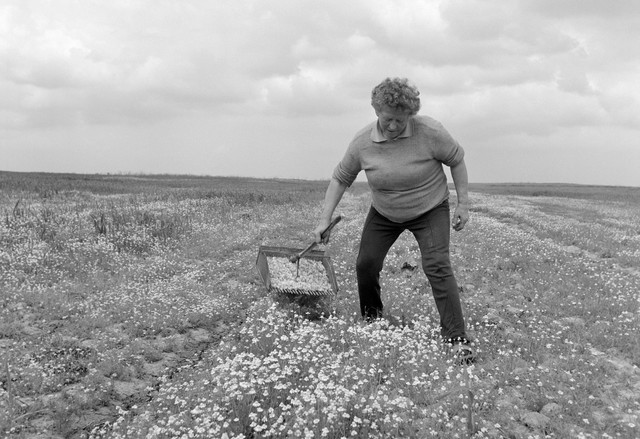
[356,200,467,339]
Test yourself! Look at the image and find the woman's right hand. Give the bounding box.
[313,219,332,244]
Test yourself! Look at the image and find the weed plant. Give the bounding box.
[0,172,638,438]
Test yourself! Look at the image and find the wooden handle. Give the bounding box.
[289,215,342,263]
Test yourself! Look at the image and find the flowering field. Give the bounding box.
[1,172,638,438]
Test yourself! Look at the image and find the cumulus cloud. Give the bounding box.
[1,0,639,185]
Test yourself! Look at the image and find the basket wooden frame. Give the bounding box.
[256,245,339,296]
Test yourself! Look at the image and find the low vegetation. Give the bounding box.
[0,171,638,438]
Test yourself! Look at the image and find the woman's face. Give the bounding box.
[375,106,412,140]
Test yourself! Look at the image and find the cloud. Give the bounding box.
[523,0,640,19]
[1,0,639,185]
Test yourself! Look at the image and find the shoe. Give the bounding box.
[446,337,477,365]
[363,309,383,324]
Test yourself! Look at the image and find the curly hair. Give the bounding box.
[371,77,421,115]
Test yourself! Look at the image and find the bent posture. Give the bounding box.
[314,77,475,362]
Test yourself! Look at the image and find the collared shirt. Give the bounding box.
[371,118,414,143]
[332,115,464,222]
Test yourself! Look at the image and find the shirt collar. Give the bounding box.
[371,118,414,143]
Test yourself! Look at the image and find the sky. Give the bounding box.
[1,0,640,186]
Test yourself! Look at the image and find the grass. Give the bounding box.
[0,171,639,438]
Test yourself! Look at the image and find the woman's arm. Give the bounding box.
[450,159,470,231]
[314,178,348,243]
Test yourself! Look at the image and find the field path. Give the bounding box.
[453,191,640,435]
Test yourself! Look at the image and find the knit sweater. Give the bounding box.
[332,115,465,223]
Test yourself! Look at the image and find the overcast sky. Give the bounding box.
[2,0,639,186]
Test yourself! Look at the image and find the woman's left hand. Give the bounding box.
[452,205,469,231]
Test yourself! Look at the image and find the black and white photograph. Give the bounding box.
[1,1,639,438]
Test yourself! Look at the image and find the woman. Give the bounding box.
[314,77,475,363]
